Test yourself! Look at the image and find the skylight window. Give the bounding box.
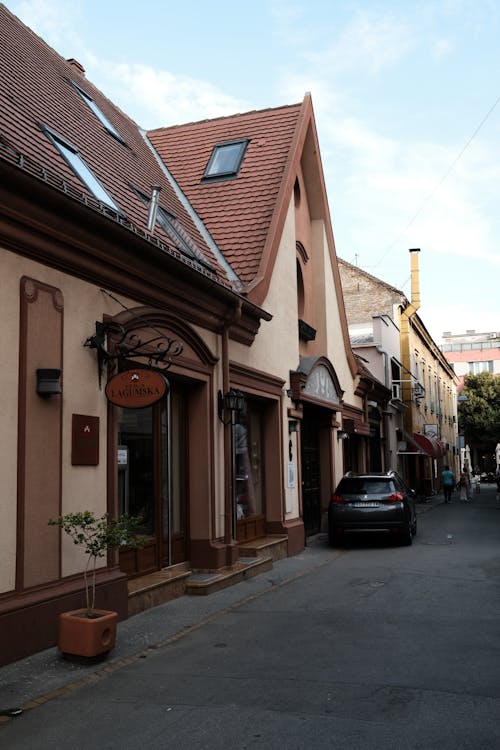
[44,127,120,212]
[70,81,125,143]
[203,139,248,180]
[132,186,214,271]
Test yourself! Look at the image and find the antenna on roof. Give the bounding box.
[147,185,162,233]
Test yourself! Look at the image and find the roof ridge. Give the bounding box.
[148,101,304,134]
[338,257,405,297]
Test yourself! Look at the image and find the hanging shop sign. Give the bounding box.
[105,369,166,409]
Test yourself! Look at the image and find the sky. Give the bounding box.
[5,0,500,343]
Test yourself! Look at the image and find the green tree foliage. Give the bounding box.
[458,373,500,460]
[48,511,143,615]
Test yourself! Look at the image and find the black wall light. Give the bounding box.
[36,368,62,397]
[218,389,245,425]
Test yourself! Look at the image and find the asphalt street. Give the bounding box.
[1,484,500,749]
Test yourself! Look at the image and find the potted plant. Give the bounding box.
[48,510,143,658]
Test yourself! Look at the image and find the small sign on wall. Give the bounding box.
[72,414,99,465]
[287,461,296,489]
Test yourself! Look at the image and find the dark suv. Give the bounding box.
[328,471,417,546]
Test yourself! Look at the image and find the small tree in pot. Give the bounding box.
[48,510,143,657]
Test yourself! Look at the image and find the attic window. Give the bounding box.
[203,139,248,180]
[132,186,214,271]
[156,207,214,270]
[70,81,125,143]
[43,127,120,212]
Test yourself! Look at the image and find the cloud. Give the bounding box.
[305,11,416,75]
[9,0,249,129]
[91,62,249,130]
[10,0,84,51]
[432,38,453,59]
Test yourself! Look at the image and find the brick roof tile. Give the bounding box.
[148,103,303,286]
[0,4,229,283]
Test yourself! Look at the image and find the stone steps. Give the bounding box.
[127,535,287,612]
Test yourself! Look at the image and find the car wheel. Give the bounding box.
[328,525,337,547]
[401,521,413,546]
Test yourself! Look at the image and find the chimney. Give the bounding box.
[409,248,420,313]
[147,185,162,232]
[67,58,85,76]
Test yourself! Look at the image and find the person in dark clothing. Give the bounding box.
[441,465,455,503]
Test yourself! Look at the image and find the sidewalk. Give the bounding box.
[415,492,445,512]
[0,532,339,718]
[1,494,445,720]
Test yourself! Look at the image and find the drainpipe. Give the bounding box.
[376,344,392,470]
[222,301,242,566]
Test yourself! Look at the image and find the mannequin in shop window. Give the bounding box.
[234,422,256,519]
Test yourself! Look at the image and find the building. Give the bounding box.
[440,330,500,389]
[147,101,387,529]
[338,251,459,496]
[441,330,500,472]
[0,5,374,665]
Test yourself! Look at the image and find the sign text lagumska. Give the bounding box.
[105,369,167,408]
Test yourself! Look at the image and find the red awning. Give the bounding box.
[413,433,445,459]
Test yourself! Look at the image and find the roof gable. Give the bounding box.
[148,101,304,289]
[148,95,359,376]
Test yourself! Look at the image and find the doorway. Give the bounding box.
[301,409,322,536]
[117,381,188,576]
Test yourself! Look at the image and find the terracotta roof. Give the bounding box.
[0,4,229,283]
[148,103,304,287]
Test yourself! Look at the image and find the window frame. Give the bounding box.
[131,185,214,271]
[42,125,121,212]
[202,138,249,181]
[69,80,125,144]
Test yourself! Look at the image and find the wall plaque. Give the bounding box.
[72,414,99,466]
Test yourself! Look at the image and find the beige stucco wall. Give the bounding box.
[230,200,301,518]
[230,197,363,515]
[317,223,360,407]
[0,249,157,584]
[0,249,21,592]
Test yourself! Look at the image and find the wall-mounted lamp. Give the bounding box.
[36,368,62,397]
[337,430,349,441]
[218,388,245,425]
[288,420,299,434]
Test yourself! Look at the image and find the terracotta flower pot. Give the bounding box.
[58,608,118,658]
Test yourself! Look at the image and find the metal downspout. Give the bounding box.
[376,344,392,470]
[222,301,242,565]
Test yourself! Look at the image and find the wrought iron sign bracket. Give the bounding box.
[84,320,183,388]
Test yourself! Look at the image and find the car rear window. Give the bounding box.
[337,479,394,494]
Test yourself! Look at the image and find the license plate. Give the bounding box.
[351,502,379,508]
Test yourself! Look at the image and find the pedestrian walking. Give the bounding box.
[441,465,455,503]
[459,467,472,502]
[472,472,481,494]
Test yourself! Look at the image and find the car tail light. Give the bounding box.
[331,493,346,504]
[387,492,404,503]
